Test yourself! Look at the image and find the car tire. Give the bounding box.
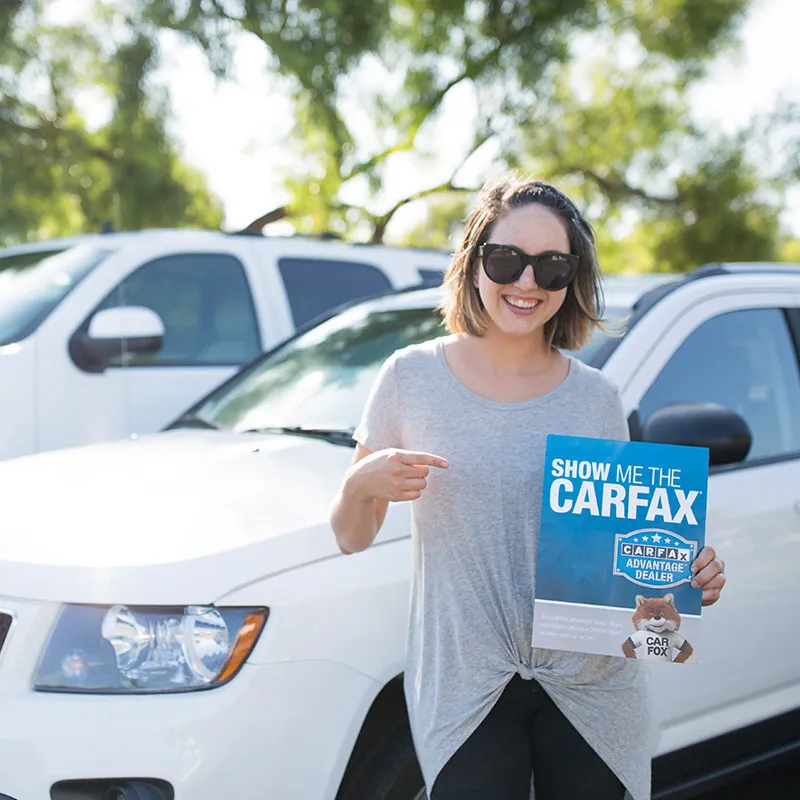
[338,722,427,800]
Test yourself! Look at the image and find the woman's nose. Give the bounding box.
[515,263,538,290]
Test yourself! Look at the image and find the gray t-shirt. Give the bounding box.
[354,337,654,800]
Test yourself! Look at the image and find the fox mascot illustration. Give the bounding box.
[621,593,694,663]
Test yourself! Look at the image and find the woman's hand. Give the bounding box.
[347,448,449,503]
[690,546,726,606]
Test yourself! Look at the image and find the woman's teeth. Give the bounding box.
[504,296,540,309]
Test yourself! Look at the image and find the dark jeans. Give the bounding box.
[430,674,626,800]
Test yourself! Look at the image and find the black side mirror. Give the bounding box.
[640,402,752,467]
[69,307,165,373]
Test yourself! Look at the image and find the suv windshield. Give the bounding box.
[178,299,629,437]
[0,244,112,346]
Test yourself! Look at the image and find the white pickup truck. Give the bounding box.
[0,230,448,460]
[0,263,798,800]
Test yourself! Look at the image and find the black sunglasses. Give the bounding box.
[479,244,579,291]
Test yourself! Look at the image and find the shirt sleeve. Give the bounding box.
[670,631,686,649]
[353,353,403,452]
[629,630,645,649]
[601,387,630,443]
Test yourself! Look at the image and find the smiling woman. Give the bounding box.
[329,174,728,800]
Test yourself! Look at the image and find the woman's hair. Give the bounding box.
[439,174,606,351]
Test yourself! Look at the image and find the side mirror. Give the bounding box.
[70,307,165,373]
[640,402,752,467]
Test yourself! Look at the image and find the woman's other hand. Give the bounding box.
[690,545,726,606]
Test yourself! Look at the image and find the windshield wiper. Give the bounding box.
[168,414,223,431]
[244,426,356,447]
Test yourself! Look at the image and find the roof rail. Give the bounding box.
[687,262,800,281]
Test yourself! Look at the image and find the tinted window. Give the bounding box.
[417,268,444,285]
[191,306,447,432]
[278,258,393,327]
[639,308,800,461]
[0,245,109,346]
[95,253,260,366]
[181,299,627,434]
[0,248,67,272]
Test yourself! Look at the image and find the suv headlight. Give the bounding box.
[33,604,268,693]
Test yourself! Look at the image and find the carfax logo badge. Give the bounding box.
[613,529,697,589]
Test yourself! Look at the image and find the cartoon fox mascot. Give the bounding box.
[622,593,693,663]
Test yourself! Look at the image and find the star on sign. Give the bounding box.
[642,535,649,542]
[651,533,662,543]
[633,537,640,543]
[663,537,672,545]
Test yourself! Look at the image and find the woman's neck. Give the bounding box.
[464,329,556,374]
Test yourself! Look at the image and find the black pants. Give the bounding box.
[430,675,626,800]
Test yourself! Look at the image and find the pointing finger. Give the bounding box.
[396,451,449,469]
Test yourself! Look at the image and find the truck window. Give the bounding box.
[417,268,444,285]
[93,253,261,366]
[0,245,109,346]
[278,258,393,328]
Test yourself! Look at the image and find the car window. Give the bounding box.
[417,268,444,285]
[638,308,800,462]
[0,245,109,346]
[94,253,261,366]
[278,258,393,327]
[194,305,447,432]
[182,300,630,434]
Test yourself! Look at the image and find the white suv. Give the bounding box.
[0,264,798,800]
[0,230,448,461]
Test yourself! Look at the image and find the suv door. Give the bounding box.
[620,287,800,755]
[86,251,262,436]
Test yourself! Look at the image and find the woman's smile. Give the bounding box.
[502,295,543,314]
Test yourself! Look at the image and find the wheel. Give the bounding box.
[338,721,427,800]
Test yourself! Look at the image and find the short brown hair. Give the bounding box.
[439,174,606,351]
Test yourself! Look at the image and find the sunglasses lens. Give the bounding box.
[484,248,522,284]
[535,254,575,290]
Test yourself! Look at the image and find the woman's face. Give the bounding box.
[475,203,571,341]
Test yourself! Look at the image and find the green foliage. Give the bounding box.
[508,55,793,272]
[15,0,791,275]
[0,0,223,245]
[393,194,471,252]
[779,238,800,263]
[148,0,798,275]
[608,0,748,70]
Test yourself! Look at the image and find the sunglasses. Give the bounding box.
[479,244,579,291]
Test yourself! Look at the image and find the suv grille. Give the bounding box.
[0,612,11,656]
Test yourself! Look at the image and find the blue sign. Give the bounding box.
[533,434,709,661]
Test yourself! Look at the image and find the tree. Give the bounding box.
[0,0,223,246]
[508,56,799,272]
[148,1,776,248]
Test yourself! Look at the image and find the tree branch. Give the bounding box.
[370,181,476,244]
[237,205,291,234]
[566,166,682,207]
[368,128,493,242]
[344,31,523,183]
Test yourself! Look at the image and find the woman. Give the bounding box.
[329,176,726,800]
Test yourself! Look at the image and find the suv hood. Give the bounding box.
[0,429,370,604]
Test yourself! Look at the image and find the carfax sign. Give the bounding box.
[532,434,709,663]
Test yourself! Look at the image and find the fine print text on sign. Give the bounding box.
[533,435,709,663]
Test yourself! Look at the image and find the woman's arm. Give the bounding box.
[330,444,389,554]
[330,443,449,554]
